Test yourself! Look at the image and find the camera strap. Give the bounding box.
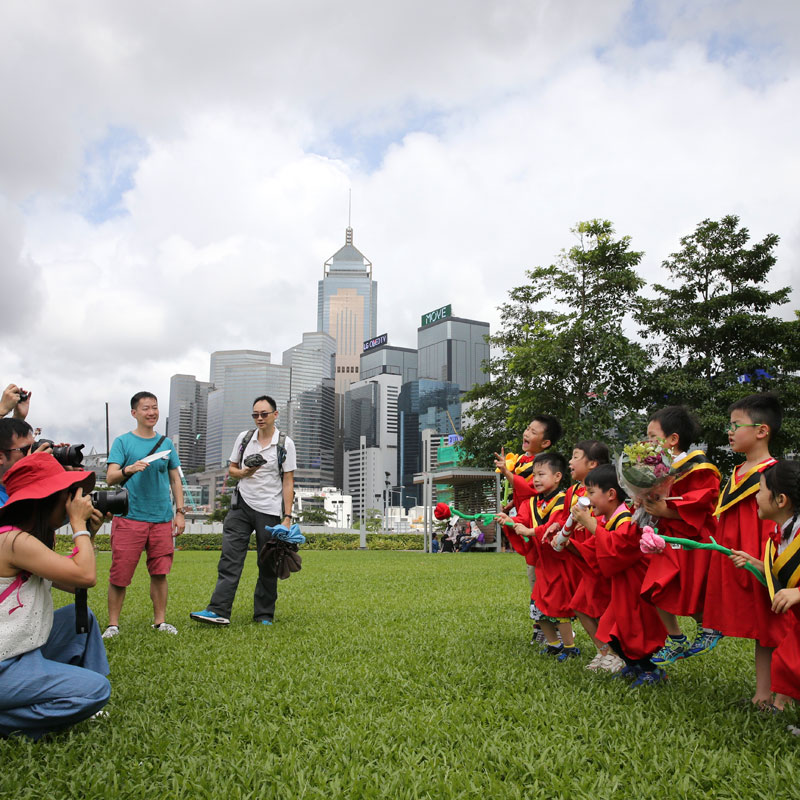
[235,429,289,516]
[119,435,167,486]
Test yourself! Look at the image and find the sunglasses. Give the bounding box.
[252,411,276,419]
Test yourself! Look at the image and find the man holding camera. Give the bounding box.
[191,394,295,626]
[0,384,31,420]
[104,391,185,637]
[0,419,35,507]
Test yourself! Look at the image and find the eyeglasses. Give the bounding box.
[2,444,32,456]
[726,422,761,433]
[252,411,276,419]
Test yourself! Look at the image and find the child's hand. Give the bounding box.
[541,522,560,543]
[494,512,512,527]
[571,502,592,527]
[772,588,800,614]
[514,523,533,537]
[642,496,668,517]
[729,549,757,569]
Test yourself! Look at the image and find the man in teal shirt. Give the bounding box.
[104,391,184,637]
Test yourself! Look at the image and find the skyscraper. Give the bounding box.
[167,374,212,471]
[317,225,378,487]
[282,332,337,489]
[317,226,378,393]
[204,350,291,469]
[417,310,490,391]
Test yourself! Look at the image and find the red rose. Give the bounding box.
[434,502,452,520]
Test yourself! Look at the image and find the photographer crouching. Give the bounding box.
[0,453,110,739]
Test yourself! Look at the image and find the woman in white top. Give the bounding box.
[0,452,110,739]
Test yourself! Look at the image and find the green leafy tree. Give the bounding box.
[299,508,336,525]
[638,215,800,468]
[461,219,650,465]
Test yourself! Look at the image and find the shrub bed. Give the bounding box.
[55,532,424,552]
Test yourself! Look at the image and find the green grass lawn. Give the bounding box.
[2,551,798,799]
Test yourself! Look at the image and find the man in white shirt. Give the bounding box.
[190,395,296,626]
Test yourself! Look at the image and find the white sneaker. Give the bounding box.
[101,625,120,639]
[585,652,606,671]
[599,654,624,673]
[152,622,178,634]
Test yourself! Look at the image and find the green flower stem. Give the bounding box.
[659,534,767,587]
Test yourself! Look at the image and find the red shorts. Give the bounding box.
[109,517,174,587]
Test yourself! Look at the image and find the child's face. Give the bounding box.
[586,484,618,517]
[524,420,549,455]
[533,463,560,494]
[569,449,593,483]
[755,474,787,522]
[647,420,680,453]
[727,410,768,454]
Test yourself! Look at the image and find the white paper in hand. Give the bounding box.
[141,450,171,464]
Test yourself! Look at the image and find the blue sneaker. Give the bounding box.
[630,668,667,688]
[189,610,230,625]
[615,664,642,681]
[651,636,690,665]
[686,629,723,658]
[260,619,273,626]
[539,643,564,657]
[557,646,581,663]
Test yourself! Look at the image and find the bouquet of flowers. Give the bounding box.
[617,440,676,527]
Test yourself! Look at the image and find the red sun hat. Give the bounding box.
[0,452,95,520]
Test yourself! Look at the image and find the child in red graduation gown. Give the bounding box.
[542,440,611,669]
[703,393,787,707]
[494,415,562,641]
[494,415,563,512]
[497,452,581,660]
[729,460,800,714]
[569,464,668,686]
[638,407,721,664]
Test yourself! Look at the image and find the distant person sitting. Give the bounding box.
[431,533,440,553]
[441,530,455,553]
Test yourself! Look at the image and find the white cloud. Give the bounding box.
[1,0,798,451]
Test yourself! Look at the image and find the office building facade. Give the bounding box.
[205,351,291,469]
[417,314,490,391]
[283,332,337,489]
[167,374,213,471]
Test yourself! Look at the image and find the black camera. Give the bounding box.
[18,390,29,402]
[35,439,85,468]
[243,453,267,469]
[90,488,129,516]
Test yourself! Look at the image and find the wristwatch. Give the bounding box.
[176,507,186,514]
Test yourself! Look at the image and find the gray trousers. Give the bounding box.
[207,497,279,621]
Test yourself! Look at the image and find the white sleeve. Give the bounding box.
[282,436,297,473]
[228,431,247,465]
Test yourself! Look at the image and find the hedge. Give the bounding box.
[55,532,424,553]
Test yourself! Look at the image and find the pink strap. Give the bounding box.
[0,525,29,613]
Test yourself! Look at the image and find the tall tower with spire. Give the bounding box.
[317,220,378,487]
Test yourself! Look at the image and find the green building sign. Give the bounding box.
[420,304,452,328]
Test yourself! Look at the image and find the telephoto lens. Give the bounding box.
[90,488,129,516]
[35,440,85,467]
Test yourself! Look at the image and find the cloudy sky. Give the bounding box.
[2,0,798,451]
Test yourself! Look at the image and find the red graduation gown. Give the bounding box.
[594,517,667,661]
[506,492,565,604]
[640,453,720,616]
[771,607,800,700]
[568,504,630,619]
[703,459,787,647]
